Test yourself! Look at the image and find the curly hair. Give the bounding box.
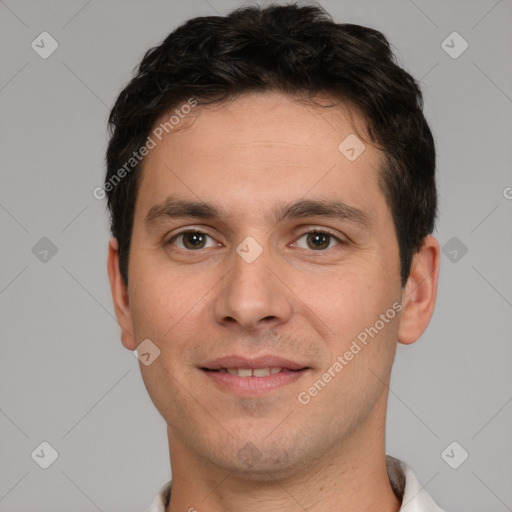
[105,2,437,287]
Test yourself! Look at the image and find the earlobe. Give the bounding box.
[107,238,137,351]
[397,235,440,345]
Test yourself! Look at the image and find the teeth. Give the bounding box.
[253,368,270,377]
[222,367,282,377]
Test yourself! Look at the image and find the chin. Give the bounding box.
[209,439,318,482]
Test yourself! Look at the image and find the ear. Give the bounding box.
[107,238,137,351]
[397,235,440,345]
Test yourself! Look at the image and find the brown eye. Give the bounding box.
[182,232,206,249]
[170,231,217,250]
[295,231,341,251]
[306,232,330,250]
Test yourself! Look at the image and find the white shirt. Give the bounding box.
[145,456,445,512]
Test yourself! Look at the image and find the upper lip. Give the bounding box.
[202,355,309,371]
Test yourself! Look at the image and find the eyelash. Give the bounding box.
[166,229,346,252]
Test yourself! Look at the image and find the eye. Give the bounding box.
[168,231,219,250]
[294,231,342,251]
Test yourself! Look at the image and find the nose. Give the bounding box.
[213,243,293,333]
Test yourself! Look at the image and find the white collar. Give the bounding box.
[145,456,444,512]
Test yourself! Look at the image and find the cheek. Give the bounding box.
[127,251,208,342]
[296,262,401,392]
[128,270,203,412]
[296,263,392,340]
[298,269,400,419]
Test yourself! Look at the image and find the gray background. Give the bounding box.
[1,0,511,510]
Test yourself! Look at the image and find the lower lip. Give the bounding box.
[202,369,309,396]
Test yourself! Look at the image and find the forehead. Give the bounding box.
[135,91,388,225]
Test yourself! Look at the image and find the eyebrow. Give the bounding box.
[144,196,373,232]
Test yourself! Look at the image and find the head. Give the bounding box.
[106,3,439,479]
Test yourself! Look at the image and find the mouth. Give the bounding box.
[200,356,310,395]
[204,367,295,377]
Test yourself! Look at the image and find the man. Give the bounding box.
[105,3,443,511]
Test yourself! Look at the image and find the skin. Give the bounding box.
[108,91,440,512]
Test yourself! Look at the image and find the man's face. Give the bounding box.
[120,92,404,477]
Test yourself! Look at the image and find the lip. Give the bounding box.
[203,369,309,396]
[200,355,310,396]
[202,355,308,371]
